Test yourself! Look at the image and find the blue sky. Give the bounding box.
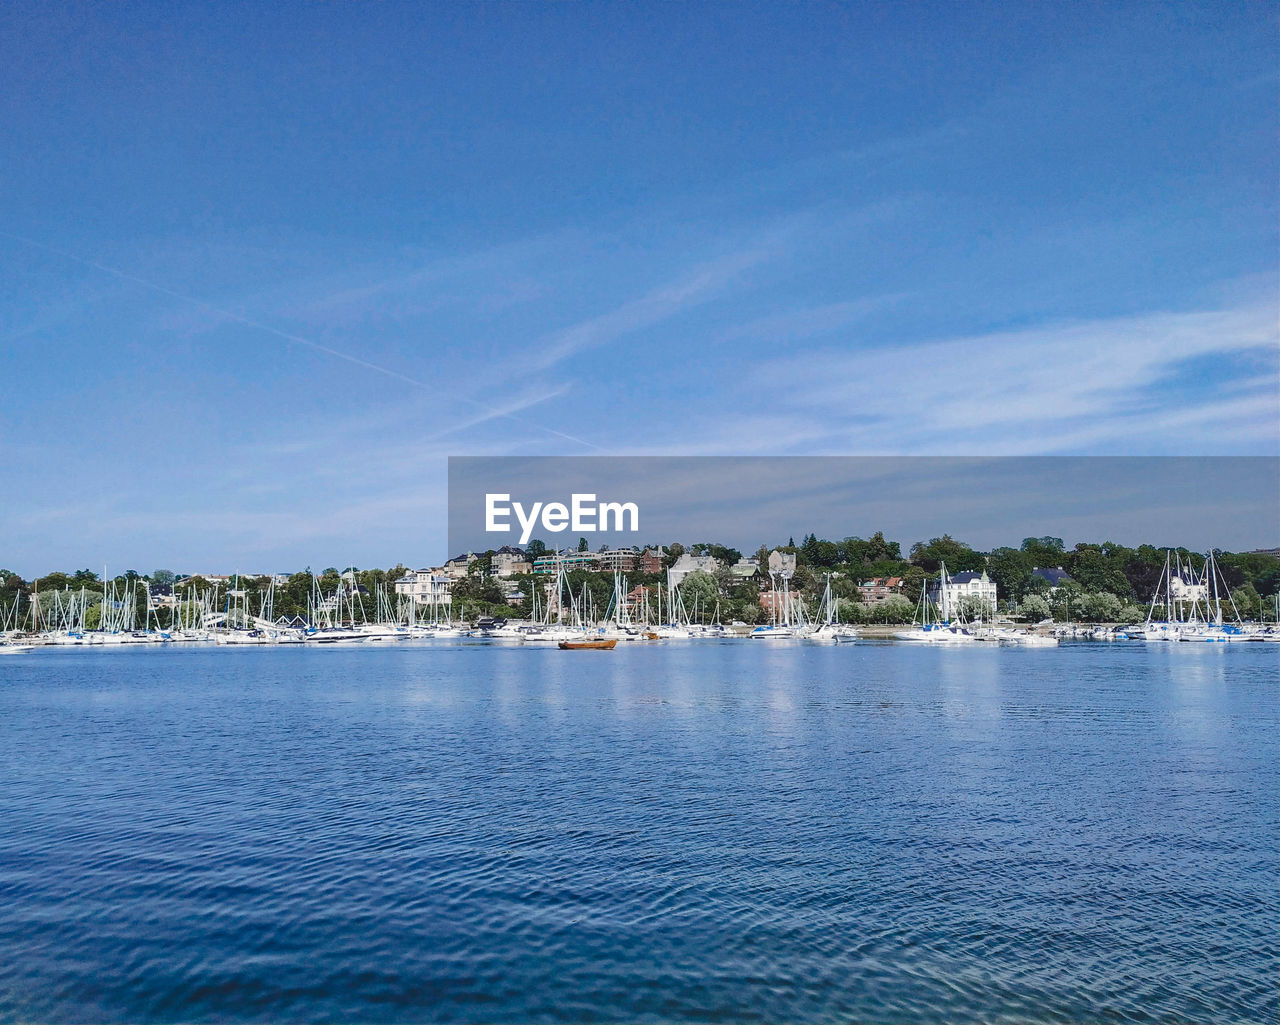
[1,2,1276,574]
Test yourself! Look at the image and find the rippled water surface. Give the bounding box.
[1,642,1276,1023]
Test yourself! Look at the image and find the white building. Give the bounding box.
[594,548,638,573]
[668,553,723,587]
[394,569,453,608]
[768,550,797,576]
[490,546,531,578]
[1170,574,1207,603]
[931,569,997,621]
[443,553,477,580]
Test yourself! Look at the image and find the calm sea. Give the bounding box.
[0,642,1276,1023]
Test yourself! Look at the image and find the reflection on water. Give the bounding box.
[0,642,1275,1024]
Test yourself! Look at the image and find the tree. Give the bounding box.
[900,565,926,598]
[1230,585,1262,621]
[1021,537,1065,565]
[1067,545,1132,598]
[707,544,743,566]
[874,595,915,624]
[1018,594,1050,622]
[577,537,589,553]
[151,569,176,586]
[955,594,993,623]
[1078,591,1123,623]
[986,547,1030,600]
[526,539,548,560]
[664,542,685,568]
[811,540,840,567]
[910,535,983,573]
[679,571,720,619]
[1049,581,1084,622]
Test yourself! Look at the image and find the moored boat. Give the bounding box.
[558,638,617,650]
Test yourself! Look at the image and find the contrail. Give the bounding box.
[0,229,599,450]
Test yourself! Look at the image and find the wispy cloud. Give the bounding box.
[533,246,774,370]
[715,294,908,347]
[677,296,1279,456]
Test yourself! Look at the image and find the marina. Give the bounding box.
[4,552,1278,651]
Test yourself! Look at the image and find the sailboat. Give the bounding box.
[894,564,977,644]
[751,571,797,639]
[1178,550,1250,642]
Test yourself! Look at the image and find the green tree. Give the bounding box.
[1021,536,1065,565]
[955,594,993,623]
[679,571,720,620]
[874,595,916,624]
[1067,545,1132,598]
[1230,585,1262,621]
[1018,594,1050,622]
[910,535,983,573]
[986,547,1031,600]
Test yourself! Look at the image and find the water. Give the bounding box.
[0,642,1275,1023]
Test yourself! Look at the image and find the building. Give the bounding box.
[1169,574,1207,603]
[594,548,638,573]
[640,547,667,574]
[147,583,178,608]
[668,552,722,587]
[623,584,652,619]
[729,558,762,586]
[443,553,477,580]
[490,546,531,578]
[394,569,453,608]
[931,570,997,620]
[759,589,793,620]
[858,577,904,604]
[532,551,597,575]
[1030,566,1072,592]
[768,550,797,576]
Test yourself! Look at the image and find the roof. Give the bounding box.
[492,546,525,556]
[948,571,987,584]
[1031,567,1071,585]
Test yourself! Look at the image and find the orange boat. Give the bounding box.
[558,638,617,650]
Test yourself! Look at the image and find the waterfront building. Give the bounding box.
[1169,573,1207,603]
[394,569,454,608]
[931,569,997,621]
[858,576,904,604]
[624,584,651,618]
